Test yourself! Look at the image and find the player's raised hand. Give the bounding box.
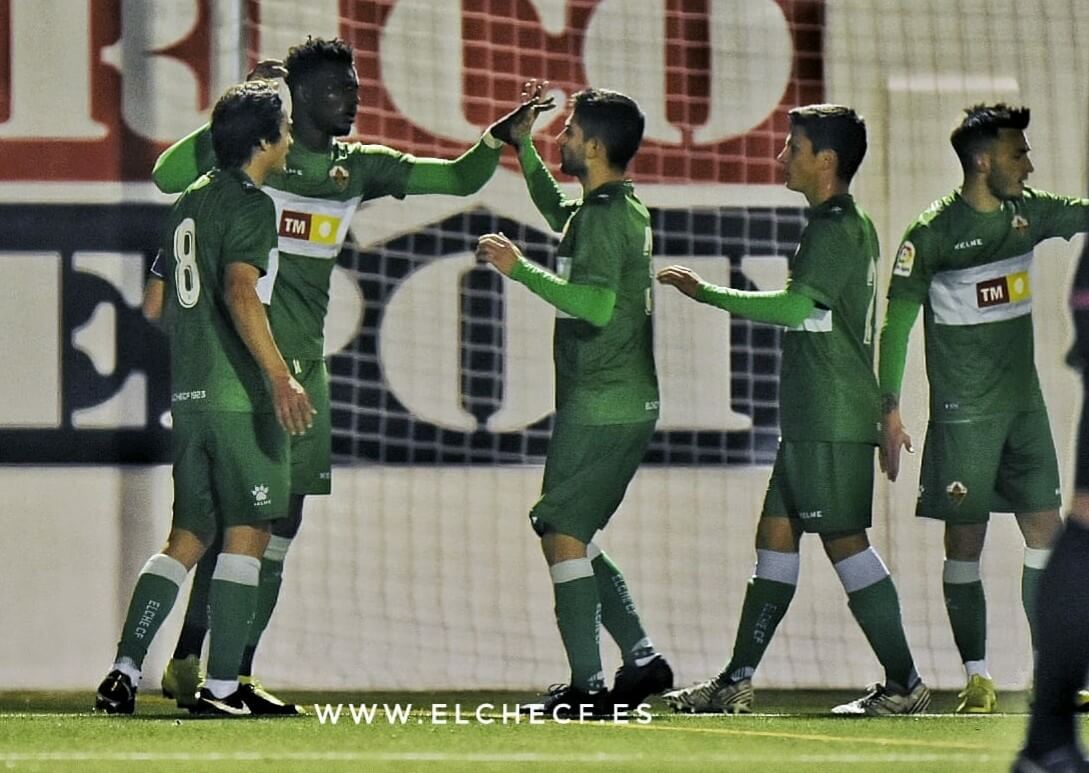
[656,265,704,299]
[879,406,914,481]
[248,59,288,81]
[476,232,523,276]
[488,79,557,146]
[270,372,316,436]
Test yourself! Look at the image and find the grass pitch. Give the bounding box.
[0,689,1064,772]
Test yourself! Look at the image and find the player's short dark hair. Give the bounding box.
[210,81,284,169]
[571,88,645,171]
[788,104,867,183]
[950,103,1031,172]
[284,36,354,92]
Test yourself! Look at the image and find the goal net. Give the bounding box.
[228,0,1089,691]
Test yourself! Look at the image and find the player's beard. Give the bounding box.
[560,148,586,178]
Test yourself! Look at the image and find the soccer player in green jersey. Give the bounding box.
[149,37,547,713]
[94,81,314,716]
[658,105,930,716]
[476,85,673,717]
[880,104,1089,715]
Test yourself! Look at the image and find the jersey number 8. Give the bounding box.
[173,218,201,308]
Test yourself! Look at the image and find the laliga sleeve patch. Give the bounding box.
[893,241,916,277]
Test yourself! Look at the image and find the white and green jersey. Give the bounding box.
[889,188,1089,420]
[256,141,414,359]
[781,194,881,444]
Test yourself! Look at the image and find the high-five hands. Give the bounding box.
[489,79,557,146]
[476,232,523,276]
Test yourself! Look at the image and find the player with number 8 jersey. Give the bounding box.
[163,175,278,414]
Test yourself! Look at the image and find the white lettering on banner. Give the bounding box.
[584,0,680,144]
[380,253,779,433]
[100,0,207,142]
[694,0,793,144]
[0,0,106,139]
[0,253,62,427]
[381,0,481,142]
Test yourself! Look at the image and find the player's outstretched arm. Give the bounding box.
[404,82,555,197]
[656,265,815,327]
[476,232,616,327]
[877,297,921,481]
[224,262,315,436]
[152,123,215,193]
[153,64,283,194]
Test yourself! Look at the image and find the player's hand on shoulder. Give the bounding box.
[656,265,703,299]
[270,372,316,436]
[248,59,287,82]
[476,232,522,276]
[879,407,913,482]
[488,79,556,147]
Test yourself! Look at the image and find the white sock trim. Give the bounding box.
[1024,547,1051,570]
[212,553,261,586]
[142,553,188,588]
[754,549,800,585]
[964,660,990,679]
[549,558,594,584]
[586,542,603,561]
[203,678,239,699]
[263,535,292,563]
[833,547,889,594]
[943,559,982,584]
[112,658,141,685]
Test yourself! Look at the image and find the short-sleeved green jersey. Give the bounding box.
[257,141,415,358]
[161,168,277,413]
[552,180,659,425]
[781,194,881,444]
[888,188,1089,421]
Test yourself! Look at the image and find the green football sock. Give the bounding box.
[239,536,291,676]
[943,559,987,664]
[835,549,916,689]
[206,554,261,682]
[116,554,188,667]
[1022,547,1050,655]
[551,558,605,692]
[591,549,652,663]
[847,577,916,689]
[724,577,796,680]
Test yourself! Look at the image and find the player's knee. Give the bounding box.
[819,530,869,563]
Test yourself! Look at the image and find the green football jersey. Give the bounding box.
[888,188,1089,421]
[161,168,277,413]
[258,141,415,359]
[780,194,881,444]
[552,180,660,425]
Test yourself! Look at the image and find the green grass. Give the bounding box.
[0,690,1067,772]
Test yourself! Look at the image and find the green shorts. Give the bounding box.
[288,358,331,495]
[761,441,875,534]
[917,411,1061,524]
[529,419,656,544]
[172,411,289,541]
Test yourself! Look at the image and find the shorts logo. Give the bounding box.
[976,272,1030,308]
[798,510,823,520]
[251,484,271,506]
[893,241,916,277]
[279,210,341,245]
[945,480,968,506]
